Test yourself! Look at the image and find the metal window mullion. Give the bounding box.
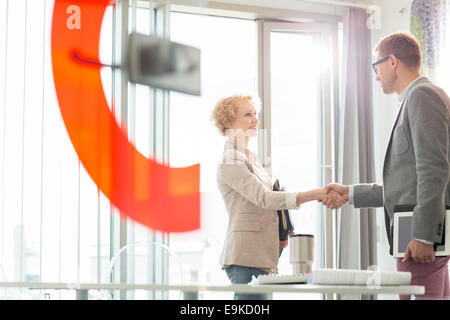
[18,0,28,282]
[320,28,340,300]
[150,3,171,299]
[96,188,101,283]
[260,22,272,173]
[119,0,129,300]
[110,3,125,298]
[38,0,47,283]
[320,26,340,272]
[98,2,117,287]
[256,20,264,157]
[127,0,137,300]
[58,163,62,287]
[110,0,117,277]
[330,27,340,273]
[331,27,341,273]
[147,1,156,300]
[107,0,130,299]
[0,0,9,272]
[76,162,81,282]
[110,11,118,300]
[162,4,170,300]
[320,40,333,266]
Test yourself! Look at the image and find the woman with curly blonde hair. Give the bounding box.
[211,93,344,299]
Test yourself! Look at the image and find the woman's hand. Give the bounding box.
[317,187,347,209]
[279,239,289,251]
[279,231,294,251]
[296,186,347,208]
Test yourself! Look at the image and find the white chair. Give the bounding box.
[99,241,187,300]
[0,263,22,299]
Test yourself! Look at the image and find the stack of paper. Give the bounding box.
[312,268,411,286]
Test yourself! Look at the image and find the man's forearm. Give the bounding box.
[352,183,384,208]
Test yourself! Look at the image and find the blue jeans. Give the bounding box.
[225,265,269,300]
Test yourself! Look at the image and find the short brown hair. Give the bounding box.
[374,32,421,69]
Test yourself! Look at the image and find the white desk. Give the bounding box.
[0,281,424,300]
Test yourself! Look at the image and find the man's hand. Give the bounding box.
[402,239,435,264]
[316,187,346,209]
[319,183,349,209]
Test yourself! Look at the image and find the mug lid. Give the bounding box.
[289,234,314,238]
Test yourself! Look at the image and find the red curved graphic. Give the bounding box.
[51,0,200,232]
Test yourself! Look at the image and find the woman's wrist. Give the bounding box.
[296,192,301,206]
[297,189,321,205]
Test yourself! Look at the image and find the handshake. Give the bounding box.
[315,183,349,210]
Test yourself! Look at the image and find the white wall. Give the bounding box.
[371,1,413,179]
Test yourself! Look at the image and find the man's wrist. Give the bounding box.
[413,238,434,245]
[348,185,354,205]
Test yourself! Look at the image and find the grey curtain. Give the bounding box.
[336,7,377,284]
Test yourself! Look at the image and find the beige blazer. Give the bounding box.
[217,140,299,269]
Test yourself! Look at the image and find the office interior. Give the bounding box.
[0,0,449,300]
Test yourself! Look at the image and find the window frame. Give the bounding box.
[258,21,340,278]
[164,4,341,288]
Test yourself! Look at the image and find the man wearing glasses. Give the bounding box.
[326,32,450,299]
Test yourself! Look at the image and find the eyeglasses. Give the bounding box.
[372,55,390,76]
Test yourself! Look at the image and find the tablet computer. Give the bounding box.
[393,209,450,258]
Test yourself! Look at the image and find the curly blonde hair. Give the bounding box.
[211,94,260,136]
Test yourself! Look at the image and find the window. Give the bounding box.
[1,0,341,300]
[269,31,323,270]
[0,0,113,298]
[261,21,339,299]
[169,13,340,300]
[169,12,258,299]
[0,0,170,299]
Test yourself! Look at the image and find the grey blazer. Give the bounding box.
[217,141,299,269]
[353,77,450,254]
